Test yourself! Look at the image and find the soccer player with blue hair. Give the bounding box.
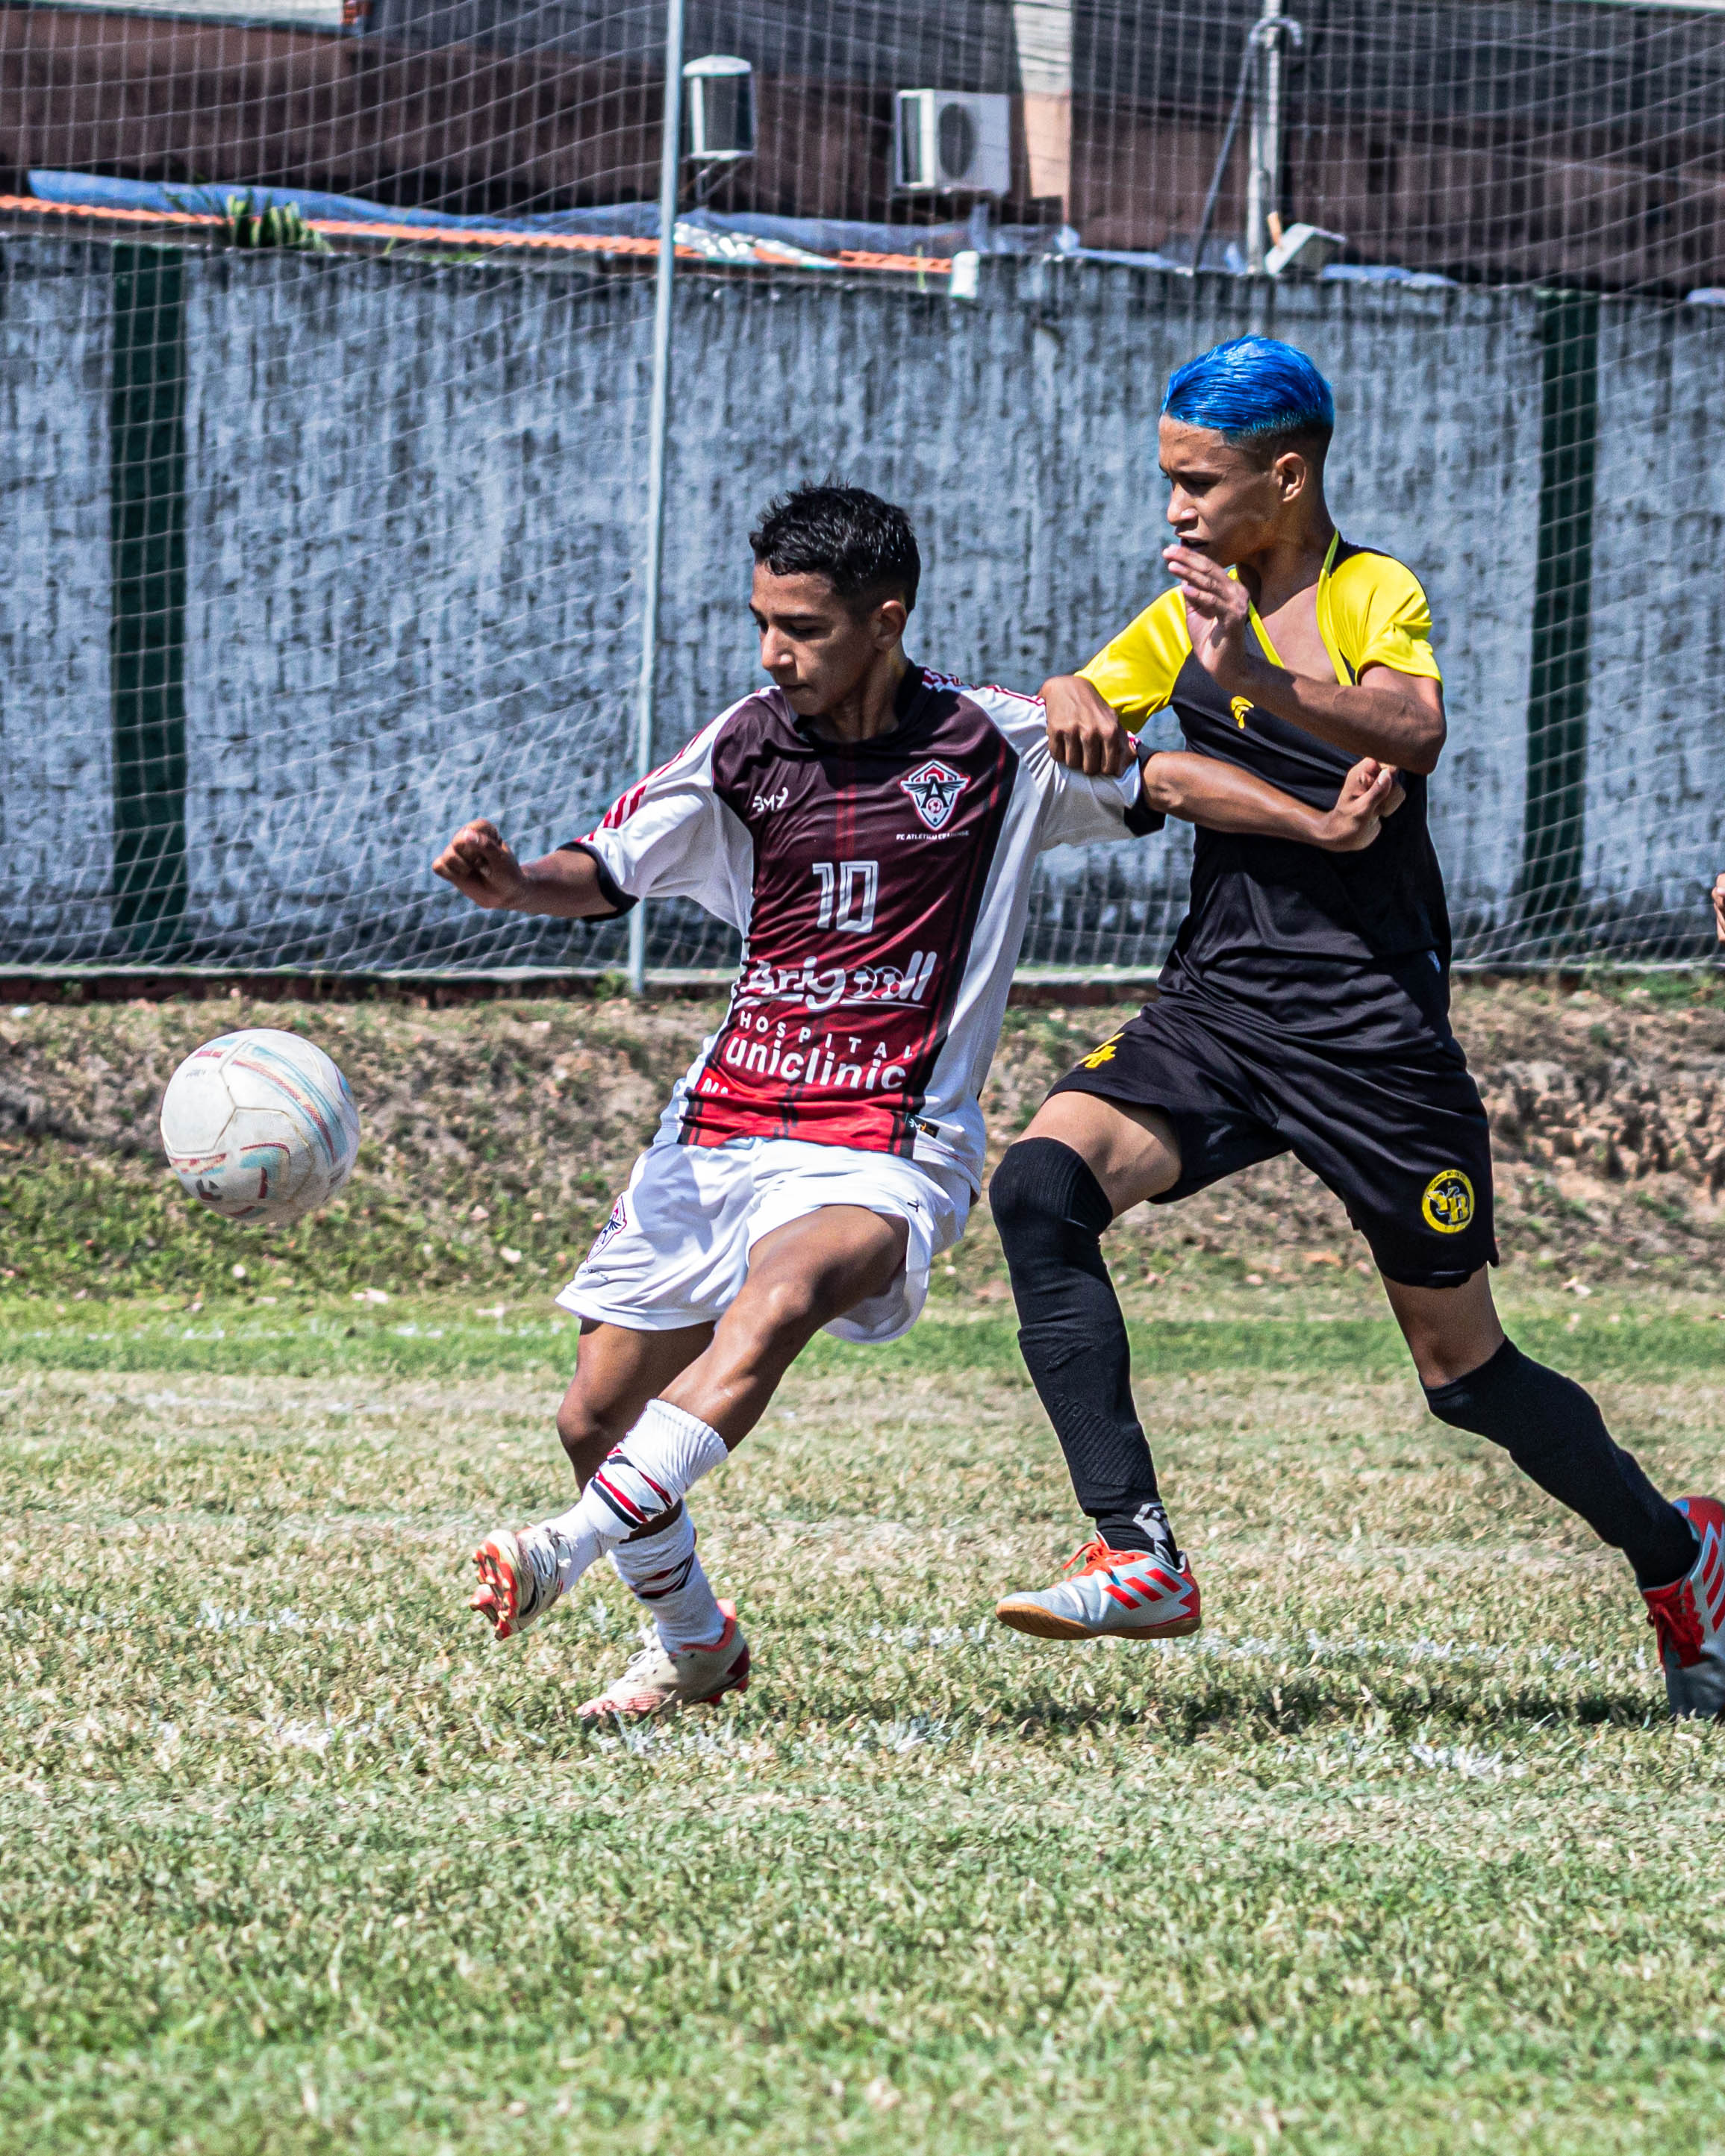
[994,334,1725,1718]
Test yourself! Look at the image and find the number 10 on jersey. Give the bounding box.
[811,860,879,934]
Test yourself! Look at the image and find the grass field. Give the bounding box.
[5,985,1725,2149]
[7,1284,1725,2154]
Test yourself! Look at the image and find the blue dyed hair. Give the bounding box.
[1162,337,1335,461]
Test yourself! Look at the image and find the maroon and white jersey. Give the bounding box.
[568,665,1162,1190]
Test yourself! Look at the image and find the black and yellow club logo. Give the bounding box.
[1421,1169,1475,1234]
[1230,694,1254,730]
[1080,1035,1122,1070]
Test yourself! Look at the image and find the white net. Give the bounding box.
[1,0,1723,976]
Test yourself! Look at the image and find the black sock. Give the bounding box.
[990,1138,1175,1560]
[1423,1339,1697,1587]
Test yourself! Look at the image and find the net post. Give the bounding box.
[110,245,190,960]
[1520,290,1600,952]
[628,0,687,998]
[1245,0,1283,274]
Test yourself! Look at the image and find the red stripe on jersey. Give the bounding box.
[582,720,727,840]
[598,780,646,831]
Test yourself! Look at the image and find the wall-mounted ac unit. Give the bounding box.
[684,54,755,163]
[893,90,1011,196]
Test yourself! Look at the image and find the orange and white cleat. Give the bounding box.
[995,1536,1201,1642]
[576,1602,751,1723]
[470,1525,566,1640]
[1643,1495,1725,1720]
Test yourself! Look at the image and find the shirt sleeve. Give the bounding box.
[1078,590,1192,722]
[1036,749,1164,848]
[968,687,1165,850]
[562,713,752,930]
[1327,554,1444,683]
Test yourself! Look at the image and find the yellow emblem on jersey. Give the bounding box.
[1421,1169,1474,1234]
[1079,1036,1121,1070]
[1230,694,1253,729]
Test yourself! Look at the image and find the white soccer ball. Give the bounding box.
[160,1029,361,1228]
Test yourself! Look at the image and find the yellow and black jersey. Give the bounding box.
[1082,535,1450,1032]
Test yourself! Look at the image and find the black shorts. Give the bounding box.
[1047,960,1498,1290]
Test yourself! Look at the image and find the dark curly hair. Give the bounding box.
[749,484,920,613]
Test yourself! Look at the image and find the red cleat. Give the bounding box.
[995,1537,1201,1641]
[1642,1496,1725,1719]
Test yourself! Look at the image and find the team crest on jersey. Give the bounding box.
[589,1195,628,1260]
[1230,694,1254,730]
[900,759,967,831]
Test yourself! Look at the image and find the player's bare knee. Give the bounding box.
[1412,1341,1491,1393]
[555,1388,619,1482]
[1385,1269,1503,1393]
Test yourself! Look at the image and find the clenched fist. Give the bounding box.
[432,819,529,911]
[1317,757,1406,852]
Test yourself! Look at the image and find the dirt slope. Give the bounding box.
[1,977,1722,1299]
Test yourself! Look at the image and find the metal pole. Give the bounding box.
[628,0,686,996]
[1245,0,1282,274]
[1190,34,1255,277]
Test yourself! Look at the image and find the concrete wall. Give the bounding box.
[0,234,1718,970]
[1585,297,1725,946]
[649,262,1544,962]
[0,239,113,959]
[181,253,656,967]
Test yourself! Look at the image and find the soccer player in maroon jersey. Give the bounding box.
[432,484,1400,1719]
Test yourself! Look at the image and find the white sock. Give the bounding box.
[610,1503,727,1652]
[528,1399,729,1596]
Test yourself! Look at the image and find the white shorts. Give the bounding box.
[557,1137,973,1346]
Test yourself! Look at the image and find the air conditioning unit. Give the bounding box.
[683,54,755,163]
[893,90,1011,197]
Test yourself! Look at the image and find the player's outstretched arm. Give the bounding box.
[1167,545,1447,774]
[1713,872,1725,944]
[1143,752,1404,853]
[432,820,619,917]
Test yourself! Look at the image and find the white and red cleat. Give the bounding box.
[1643,1496,1725,1719]
[995,1537,1201,1642]
[576,1601,752,1723]
[470,1525,565,1640]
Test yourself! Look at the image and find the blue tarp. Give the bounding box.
[25,171,1053,258]
[31,171,670,234]
[25,171,1451,284]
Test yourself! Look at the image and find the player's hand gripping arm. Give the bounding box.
[1043,672,1139,778]
[432,821,619,917]
[1167,545,1447,775]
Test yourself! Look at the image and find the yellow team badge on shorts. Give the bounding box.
[1080,1035,1121,1070]
[1421,1169,1474,1234]
[1230,694,1253,730]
